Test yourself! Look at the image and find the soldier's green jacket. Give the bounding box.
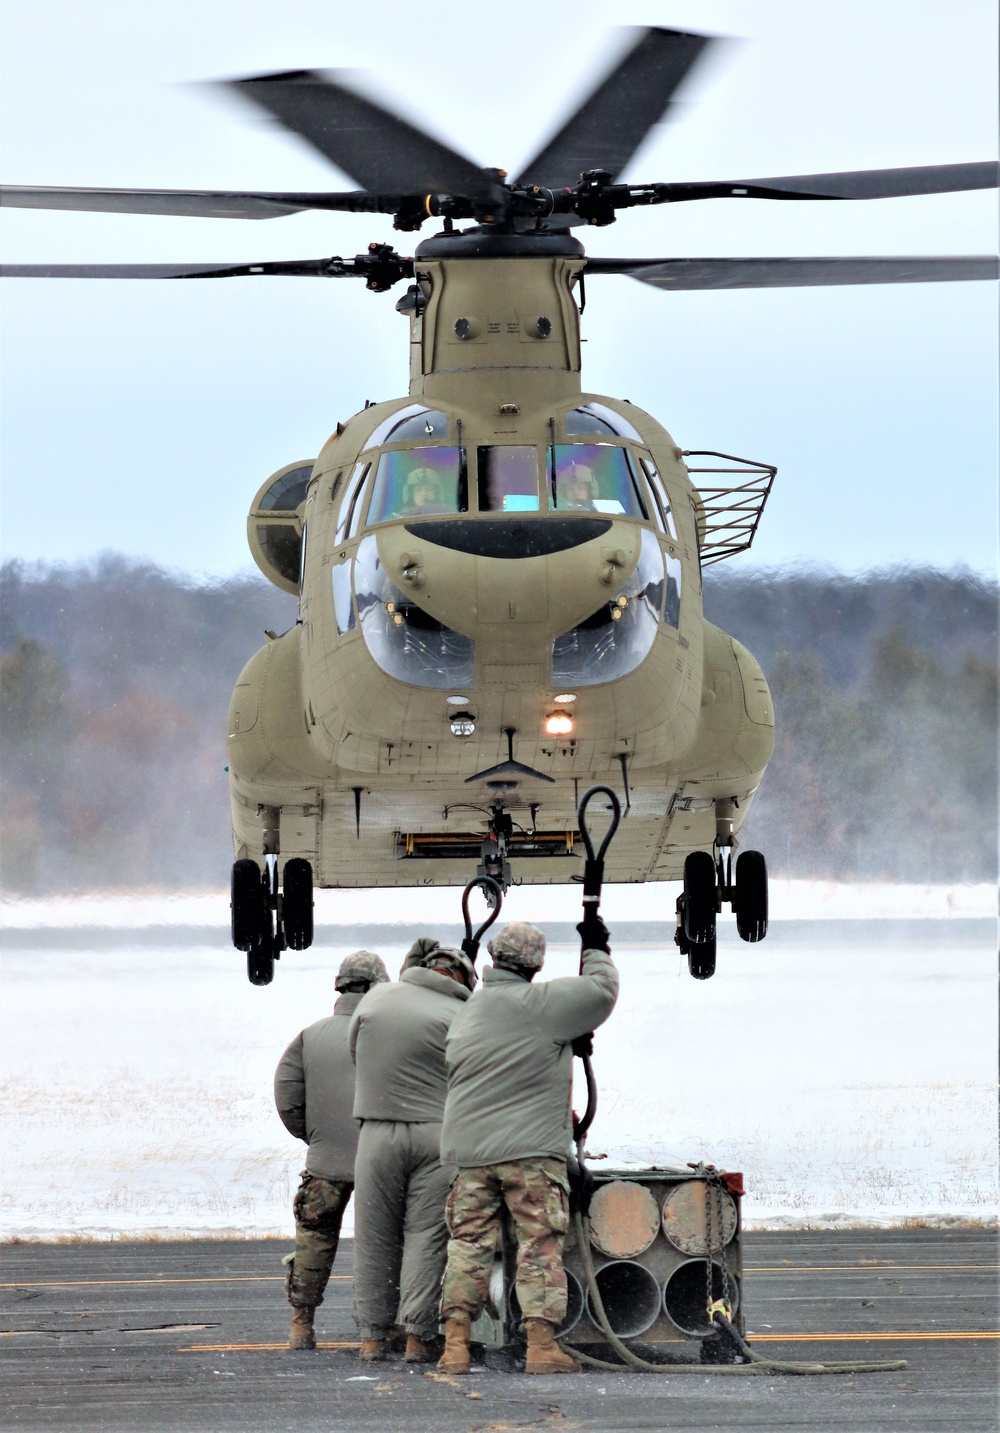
[441,948,619,1167]
[349,968,470,1122]
[274,992,364,1182]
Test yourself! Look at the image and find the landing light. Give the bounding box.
[450,713,476,738]
[544,711,575,737]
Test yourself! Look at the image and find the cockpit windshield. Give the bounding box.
[367,447,467,523]
[549,444,648,518]
[477,446,539,512]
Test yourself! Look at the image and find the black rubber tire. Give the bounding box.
[282,858,314,951]
[683,850,717,944]
[735,849,769,942]
[247,930,275,986]
[231,859,265,952]
[688,930,717,980]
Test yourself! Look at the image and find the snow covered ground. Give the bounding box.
[1,884,996,1241]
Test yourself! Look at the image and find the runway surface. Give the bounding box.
[2,1229,997,1432]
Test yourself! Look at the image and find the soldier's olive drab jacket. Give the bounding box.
[440,948,619,1168]
[349,968,470,1123]
[274,991,364,1182]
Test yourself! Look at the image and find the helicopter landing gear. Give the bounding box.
[282,857,314,951]
[231,848,313,984]
[674,833,769,979]
[674,851,719,979]
[734,849,768,942]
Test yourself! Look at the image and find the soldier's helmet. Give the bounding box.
[335,950,390,991]
[424,944,478,991]
[487,921,546,972]
[401,936,441,972]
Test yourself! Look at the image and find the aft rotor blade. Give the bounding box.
[651,161,1000,204]
[516,27,713,190]
[0,185,404,219]
[226,69,499,202]
[587,255,1000,289]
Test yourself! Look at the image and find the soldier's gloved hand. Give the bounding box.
[576,912,610,952]
[571,1032,594,1058]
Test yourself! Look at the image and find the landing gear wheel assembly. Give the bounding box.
[247,932,275,986]
[231,858,266,951]
[682,850,717,945]
[282,858,314,950]
[687,931,717,980]
[734,850,768,942]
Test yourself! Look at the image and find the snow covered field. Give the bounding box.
[1,883,996,1241]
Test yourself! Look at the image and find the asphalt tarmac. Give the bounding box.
[2,1229,996,1433]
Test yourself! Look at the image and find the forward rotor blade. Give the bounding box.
[650,161,1000,204]
[2,258,373,279]
[226,69,498,202]
[587,255,1000,289]
[0,185,402,219]
[516,27,713,190]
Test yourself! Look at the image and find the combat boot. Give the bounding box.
[404,1333,442,1364]
[358,1338,387,1362]
[524,1318,579,1374]
[436,1312,472,1375]
[288,1307,316,1351]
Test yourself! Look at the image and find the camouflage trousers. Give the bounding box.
[440,1158,570,1327]
[284,1172,353,1309]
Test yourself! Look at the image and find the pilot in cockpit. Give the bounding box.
[400,467,449,516]
[558,462,599,512]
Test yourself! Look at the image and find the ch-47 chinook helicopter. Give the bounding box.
[4,28,997,985]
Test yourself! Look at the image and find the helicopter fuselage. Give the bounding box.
[227,235,774,888]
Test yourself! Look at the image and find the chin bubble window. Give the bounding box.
[353,535,474,688]
[367,447,467,523]
[552,529,665,687]
[477,446,540,512]
[549,444,648,519]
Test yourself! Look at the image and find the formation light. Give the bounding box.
[450,712,476,738]
[544,711,575,737]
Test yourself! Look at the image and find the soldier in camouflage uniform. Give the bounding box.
[274,949,389,1350]
[438,919,618,1375]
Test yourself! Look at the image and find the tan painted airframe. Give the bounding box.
[227,247,774,891]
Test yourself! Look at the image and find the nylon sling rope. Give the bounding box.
[460,874,503,964]
[562,786,906,1377]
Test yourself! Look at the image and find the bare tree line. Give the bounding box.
[1,556,995,894]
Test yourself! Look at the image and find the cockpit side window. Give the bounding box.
[639,456,677,539]
[335,461,370,546]
[477,446,540,512]
[367,447,467,524]
[550,444,648,519]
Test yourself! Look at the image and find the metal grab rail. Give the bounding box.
[682,449,777,566]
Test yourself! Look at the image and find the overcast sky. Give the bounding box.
[1,0,997,579]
